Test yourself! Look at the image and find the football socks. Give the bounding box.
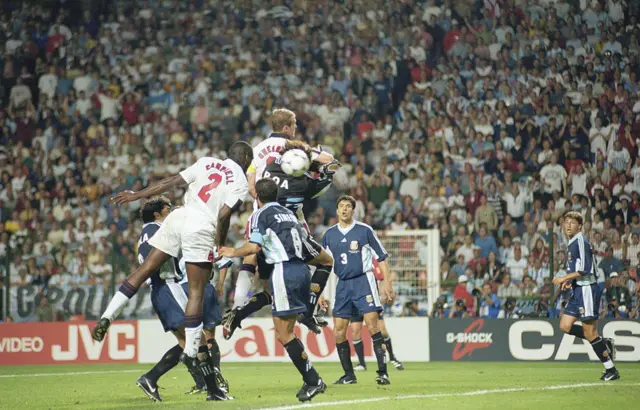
[284,337,320,386]
[353,339,366,367]
[372,332,388,374]
[146,344,182,383]
[337,340,355,376]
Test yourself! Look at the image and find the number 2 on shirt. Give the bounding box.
[198,173,223,203]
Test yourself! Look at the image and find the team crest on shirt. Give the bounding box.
[579,307,585,314]
[366,295,373,303]
[567,252,572,261]
[350,241,359,251]
[310,283,321,293]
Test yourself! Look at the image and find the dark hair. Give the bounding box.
[280,140,312,159]
[256,179,278,203]
[228,141,254,169]
[336,195,356,210]
[141,196,171,223]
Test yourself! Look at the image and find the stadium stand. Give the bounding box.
[1,0,640,322]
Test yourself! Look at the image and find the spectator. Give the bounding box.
[505,245,528,283]
[479,283,501,319]
[453,274,474,309]
[497,274,522,298]
[474,195,498,232]
[475,226,498,258]
[607,272,632,308]
[406,300,428,317]
[448,299,471,318]
[35,296,54,322]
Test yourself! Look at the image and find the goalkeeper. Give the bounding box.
[222,141,340,338]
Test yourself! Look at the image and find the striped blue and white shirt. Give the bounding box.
[566,232,598,287]
[248,202,307,264]
[322,221,388,280]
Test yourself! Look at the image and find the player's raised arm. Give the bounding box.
[112,174,186,205]
[112,158,206,205]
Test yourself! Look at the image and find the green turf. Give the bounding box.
[0,362,638,409]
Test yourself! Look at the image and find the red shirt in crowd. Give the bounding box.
[122,100,139,125]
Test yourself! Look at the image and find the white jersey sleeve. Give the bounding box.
[179,158,203,185]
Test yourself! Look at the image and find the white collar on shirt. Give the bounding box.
[568,231,583,246]
[338,221,356,236]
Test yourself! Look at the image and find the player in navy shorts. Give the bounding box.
[349,259,404,372]
[322,195,395,386]
[220,179,327,402]
[134,196,230,402]
[553,211,620,381]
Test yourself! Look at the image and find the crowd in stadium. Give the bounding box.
[1,0,640,321]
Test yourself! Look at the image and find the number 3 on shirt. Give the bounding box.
[198,173,222,203]
[340,253,347,265]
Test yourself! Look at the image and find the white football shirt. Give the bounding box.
[179,157,248,226]
[248,135,289,181]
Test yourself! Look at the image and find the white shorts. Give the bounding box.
[148,207,216,263]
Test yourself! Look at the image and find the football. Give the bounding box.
[280,149,311,177]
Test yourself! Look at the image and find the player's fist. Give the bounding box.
[383,283,396,304]
[218,246,236,258]
[111,190,138,205]
[552,276,567,286]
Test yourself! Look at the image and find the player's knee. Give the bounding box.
[334,324,348,342]
[352,327,362,340]
[559,320,572,334]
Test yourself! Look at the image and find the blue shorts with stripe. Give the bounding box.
[563,283,601,322]
[150,282,222,332]
[333,272,383,319]
[269,261,310,317]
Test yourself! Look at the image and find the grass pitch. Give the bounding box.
[0,362,638,409]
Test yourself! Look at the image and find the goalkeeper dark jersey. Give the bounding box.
[262,158,333,215]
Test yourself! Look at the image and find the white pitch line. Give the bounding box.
[259,382,640,410]
[0,369,145,378]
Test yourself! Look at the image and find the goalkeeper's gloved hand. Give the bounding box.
[319,159,341,176]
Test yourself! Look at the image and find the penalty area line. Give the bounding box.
[259,382,640,410]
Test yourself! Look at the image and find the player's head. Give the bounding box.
[228,141,254,172]
[141,196,172,223]
[563,210,583,239]
[256,178,278,207]
[336,195,356,224]
[271,108,296,138]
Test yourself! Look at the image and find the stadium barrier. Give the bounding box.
[7,285,153,322]
[2,318,638,365]
[0,318,430,365]
[429,318,640,362]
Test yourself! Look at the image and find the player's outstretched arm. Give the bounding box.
[219,241,261,258]
[312,147,334,165]
[111,174,186,205]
